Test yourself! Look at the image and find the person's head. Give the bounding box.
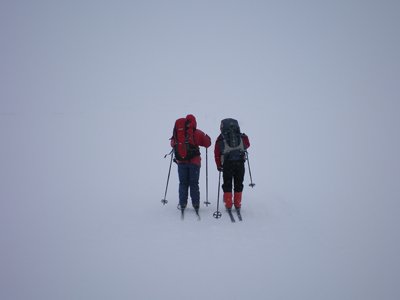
[186,114,197,129]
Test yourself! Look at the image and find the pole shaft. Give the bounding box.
[206,148,209,203]
[163,152,173,200]
[216,170,221,211]
[246,152,253,184]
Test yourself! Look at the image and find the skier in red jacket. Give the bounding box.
[170,114,211,213]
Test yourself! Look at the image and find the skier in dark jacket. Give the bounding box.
[214,118,250,211]
[170,114,211,212]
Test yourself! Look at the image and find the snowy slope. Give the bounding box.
[1,104,399,300]
[1,1,400,300]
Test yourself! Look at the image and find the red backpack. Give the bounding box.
[173,117,200,161]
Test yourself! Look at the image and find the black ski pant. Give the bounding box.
[222,160,245,193]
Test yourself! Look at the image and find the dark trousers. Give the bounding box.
[178,163,200,208]
[222,160,245,193]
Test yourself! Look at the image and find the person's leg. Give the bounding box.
[232,161,245,193]
[188,164,201,208]
[233,162,245,209]
[222,162,234,209]
[178,164,189,208]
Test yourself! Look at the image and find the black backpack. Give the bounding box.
[219,118,245,163]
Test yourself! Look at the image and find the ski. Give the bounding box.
[227,209,236,223]
[180,208,200,221]
[235,209,242,221]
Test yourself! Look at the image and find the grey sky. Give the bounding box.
[2,0,399,113]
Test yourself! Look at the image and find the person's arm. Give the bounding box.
[195,129,211,148]
[242,134,250,149]
[170,136,175,148]
[214,136,222,171]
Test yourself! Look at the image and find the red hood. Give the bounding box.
[186,114,197,129]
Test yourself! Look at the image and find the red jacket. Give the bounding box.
[214,133,250,169]
[170,115,211,166]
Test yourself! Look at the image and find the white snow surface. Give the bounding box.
[1,1,400,300]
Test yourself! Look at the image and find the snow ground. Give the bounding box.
[1,106,399,300]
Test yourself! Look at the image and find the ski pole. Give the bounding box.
[213,170,222,219]
[161,149,173,205]
[204,148,211,206]
[246,151,256,188]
